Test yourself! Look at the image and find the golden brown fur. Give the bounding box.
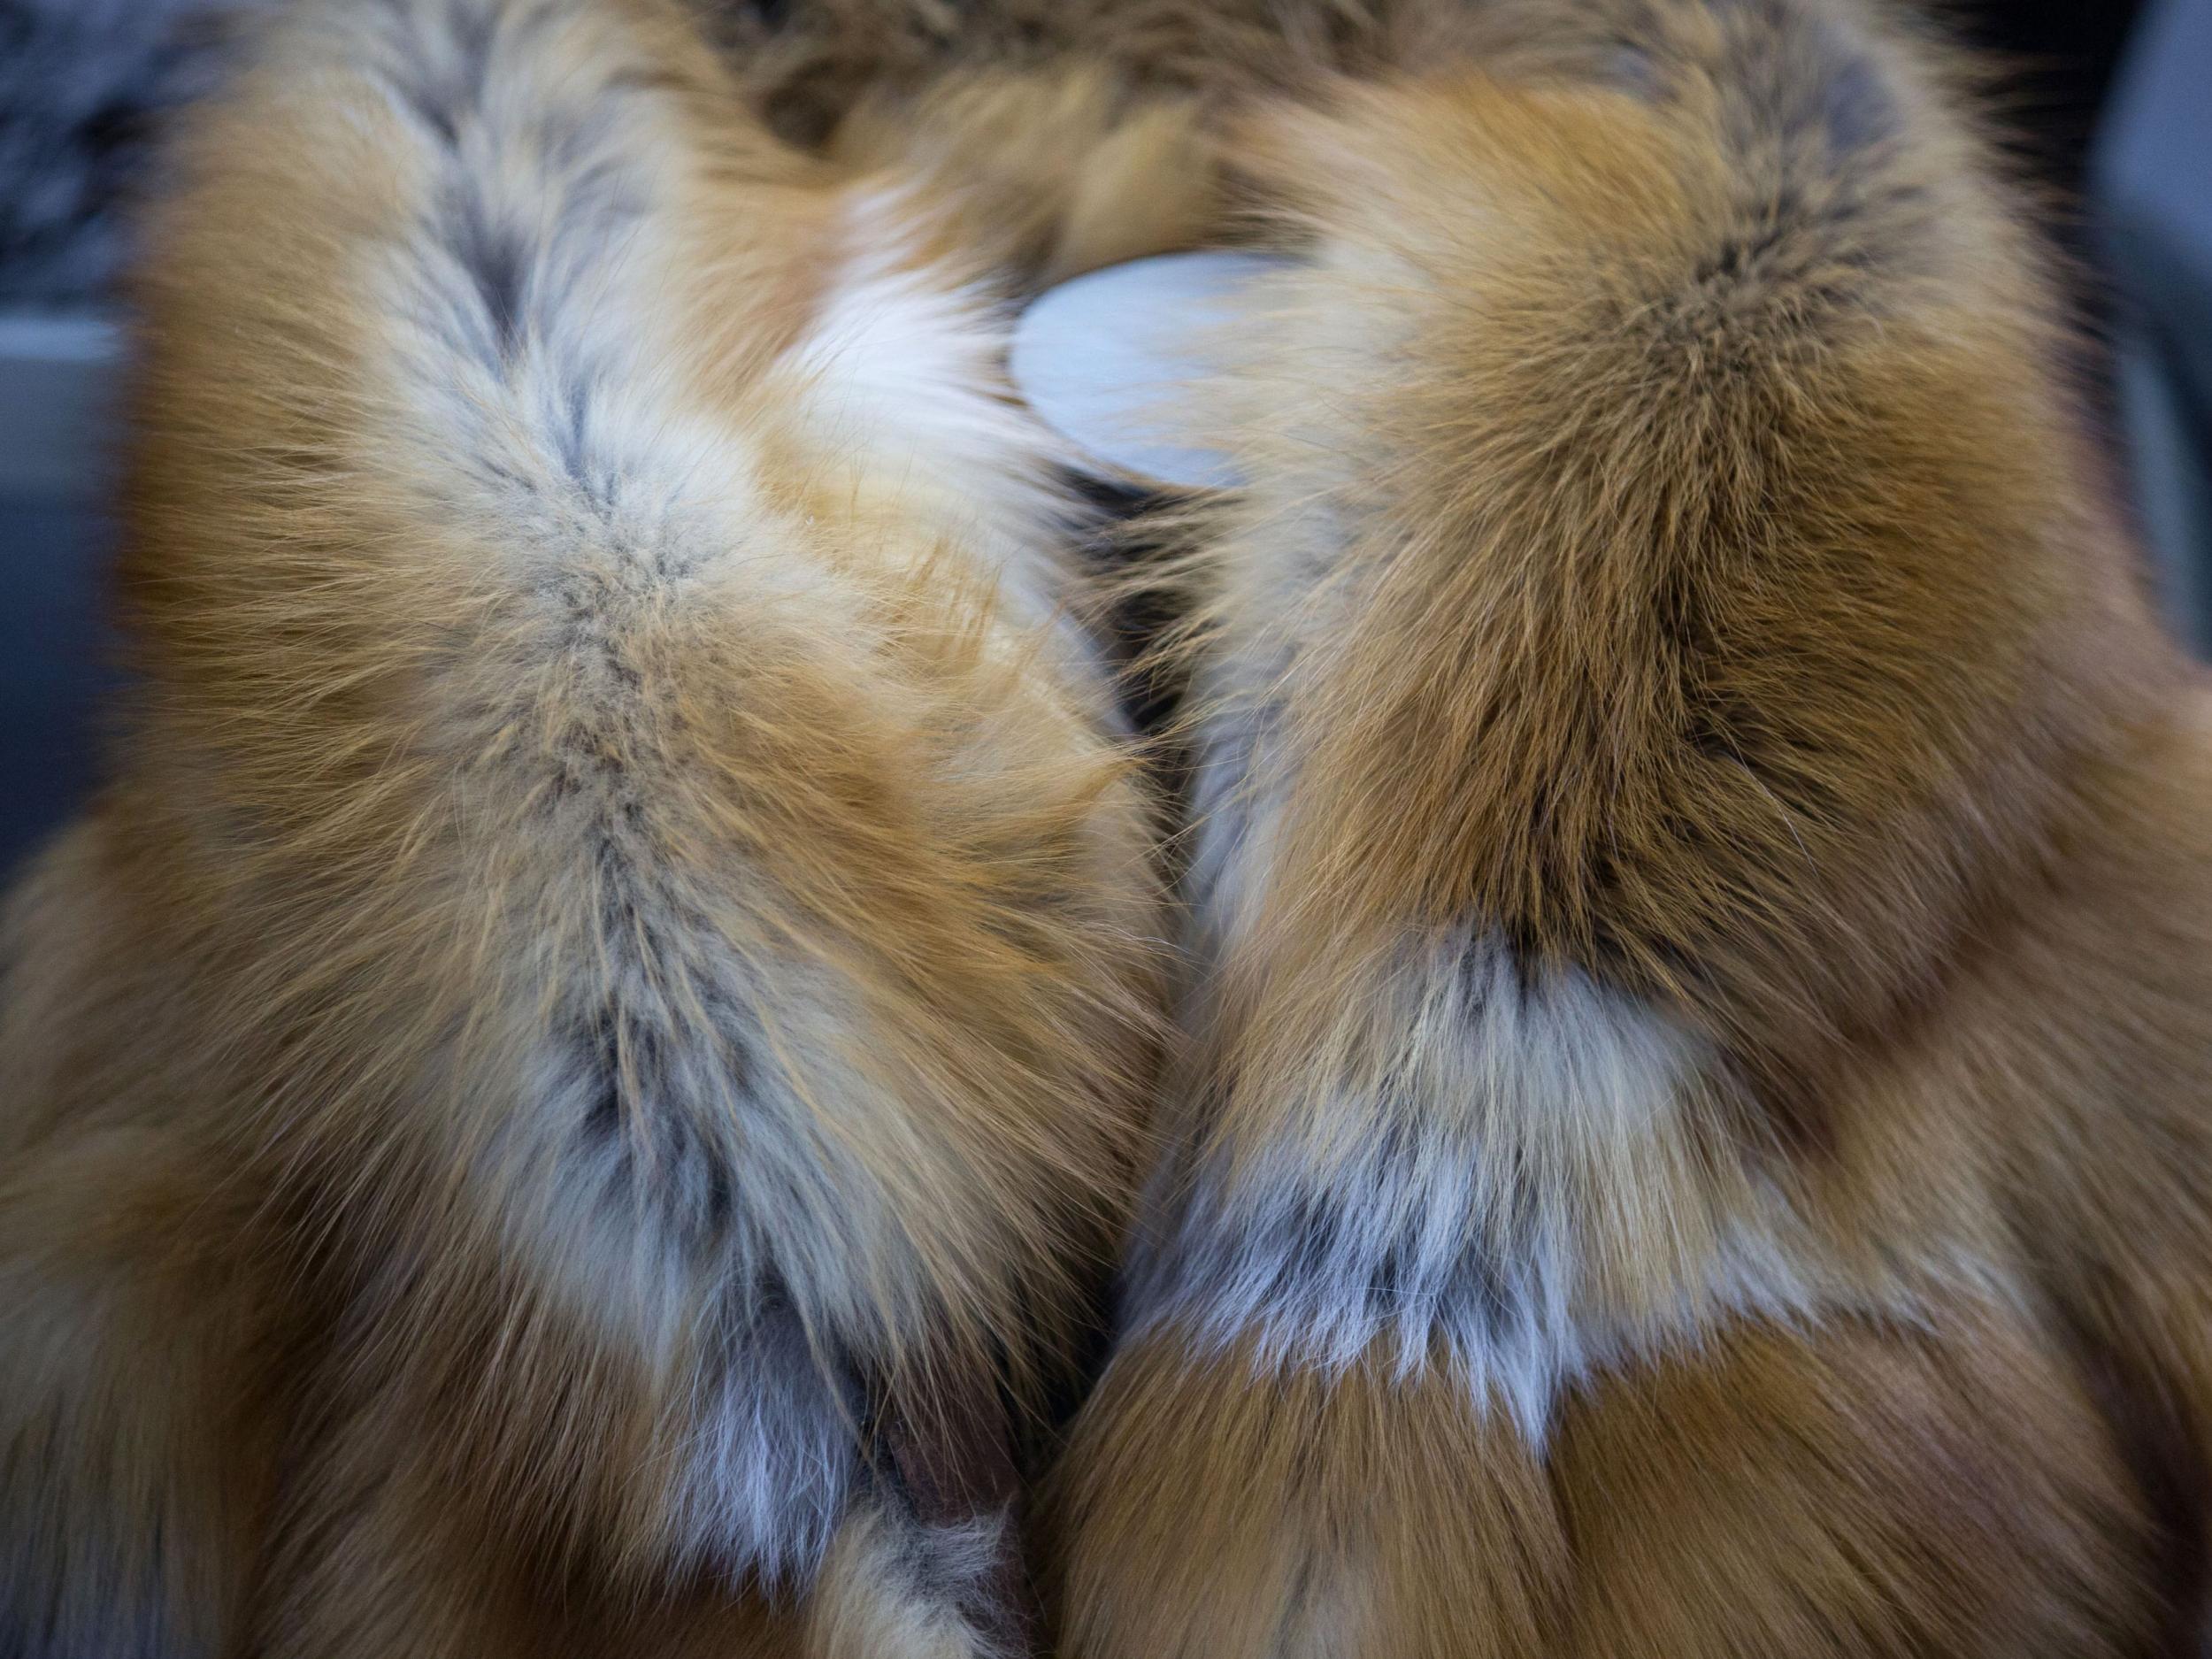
[1014,0,2212,1653]
[0,0,1178,1652]
[1549,1309,2153,1656]
[1049,1333,1561,1658]
[12,0,2212,1652]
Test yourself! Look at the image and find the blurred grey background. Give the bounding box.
[1,0,250,875]
[3,0,2208,876]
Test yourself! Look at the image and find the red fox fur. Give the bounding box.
[0,0,1171,1653]
[9,0,2212,1655]
[1033,1,2212,1655]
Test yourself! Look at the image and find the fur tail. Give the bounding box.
[6,0,1158,1651]
[1053,4,2174,1654]
[1186,0,2154,1126]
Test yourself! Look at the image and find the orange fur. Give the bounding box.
[1551,1309,2154,1656]
[13,0,2212,1652]
[1047,1334,1559,1659]
[1045,0,2212,1652]
[0,0,1164,1652]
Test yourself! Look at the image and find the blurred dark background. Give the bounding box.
[1953,1,2143,199]
[3,0,2208,875]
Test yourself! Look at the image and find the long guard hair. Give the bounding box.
[0,0,1172,1653]
[1034,0,2212,1653]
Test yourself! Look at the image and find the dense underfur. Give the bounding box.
[0,0,1171,1653]
[12,0,2212,1654]
[1024,0,2212,1654]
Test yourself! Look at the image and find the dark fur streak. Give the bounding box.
[379,0,498,149]
[447,190,529,358]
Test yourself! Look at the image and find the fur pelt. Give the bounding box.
[10,0,2212,1654]
[1041,1,2212,1654]
[0,0,1177,1653]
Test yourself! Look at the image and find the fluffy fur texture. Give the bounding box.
[1031,0,2212,1653]
[0,0,1171,1652]
[13,0,2212,1653]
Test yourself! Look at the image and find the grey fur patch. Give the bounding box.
[821,1503,1023,1659]
[1127,1125,1527,1370]
[1814,44,1896,158]
[1121,933,1724,1437]
[674,1282,865,1586]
